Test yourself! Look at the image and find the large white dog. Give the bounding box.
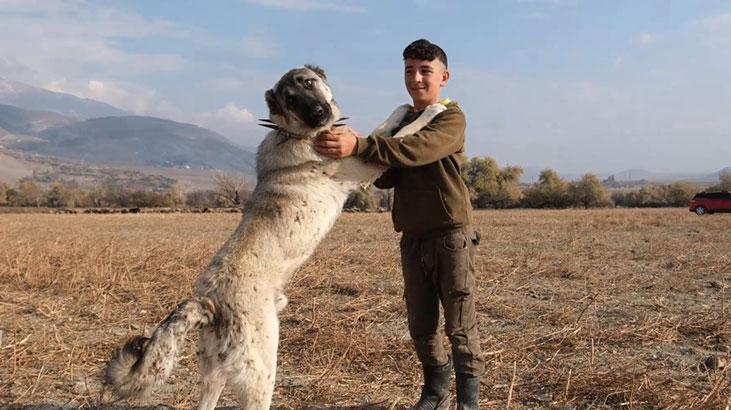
[104,65,446,409]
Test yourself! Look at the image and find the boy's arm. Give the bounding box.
[355,105,465,168]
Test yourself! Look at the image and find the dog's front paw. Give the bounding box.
[423,102,447,118]
[371,104,412,138]
[391,103,447,139]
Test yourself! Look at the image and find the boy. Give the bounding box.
[315,39,484,409]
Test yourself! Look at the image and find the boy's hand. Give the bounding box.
[315,126,360,159]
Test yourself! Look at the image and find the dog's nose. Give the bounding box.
[313,105,325,119]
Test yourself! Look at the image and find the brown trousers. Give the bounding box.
[400,227,486,376]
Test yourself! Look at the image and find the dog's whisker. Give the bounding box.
[337,117,349,122]
[258,118,274,123]
[259,123,281,130]
[332,123,346,127]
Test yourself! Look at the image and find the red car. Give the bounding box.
[689,191,731,215]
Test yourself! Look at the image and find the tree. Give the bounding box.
[186,189,220,208]
[613,182,702,208]
[15,179,43,207]
[720,171,731,191]
[461,156,523,208]
[494,165,524,208]
[45,182,74,207]
[99,177,124,207]
[0,182,8,206]
[522,169,570,208]
[162,185,184,207]
[344,188,381,211]
[665,182,697,207]
[569,174,611,208]
[214,172,250,207]
[462,156,498,208]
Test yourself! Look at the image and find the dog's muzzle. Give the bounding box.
[305,102,333,128]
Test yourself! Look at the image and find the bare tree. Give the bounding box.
[213,172,250,207]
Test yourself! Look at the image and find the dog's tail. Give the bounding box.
[104,296,215,399]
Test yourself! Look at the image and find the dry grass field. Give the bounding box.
[1,209,729,409]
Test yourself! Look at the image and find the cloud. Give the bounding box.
[638,33,661,46]
[194,104,258,143]
[695,13,731,45]
[0,1,189,86]
[45,79,178,118]
[244,0,365,12]
[215,104,256,123]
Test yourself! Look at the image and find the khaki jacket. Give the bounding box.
[355,102,473,236]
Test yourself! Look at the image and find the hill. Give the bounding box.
[610,168,730,184]
[21,116,256,173]
[0,103,76,136]
[0,77,127,119]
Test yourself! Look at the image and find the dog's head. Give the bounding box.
[264,65,340,137]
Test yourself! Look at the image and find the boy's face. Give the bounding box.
[404,58,450,110]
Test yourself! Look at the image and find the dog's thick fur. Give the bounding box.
[104,65,446,410]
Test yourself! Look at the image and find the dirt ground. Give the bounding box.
[0,209,729,409]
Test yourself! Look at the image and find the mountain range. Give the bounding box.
[0,78,127,119]
[520,166,729,185]
[0,78,256,189]
[0,103,75,135]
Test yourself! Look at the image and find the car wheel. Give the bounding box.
[695,206,706,216]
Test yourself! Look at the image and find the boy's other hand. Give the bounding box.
[315,126,360,159]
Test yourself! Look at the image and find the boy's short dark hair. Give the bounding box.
[403,39,448,68]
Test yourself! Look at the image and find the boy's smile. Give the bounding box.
[404,57,450,111]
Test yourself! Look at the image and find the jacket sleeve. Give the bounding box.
[373,168,399,189]
[355,105,466,168]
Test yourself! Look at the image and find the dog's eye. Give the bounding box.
[303,79,314,89]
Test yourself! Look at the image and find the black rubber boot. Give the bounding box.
[456,372,480,410]
[409,359,452,410]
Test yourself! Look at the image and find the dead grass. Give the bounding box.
[0,209,729,409]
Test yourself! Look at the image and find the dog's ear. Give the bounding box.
[305,64,327,81]
[265,89,283,116]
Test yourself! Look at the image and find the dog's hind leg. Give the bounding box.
[230,310,279,409]
[198,368,225,410]
[197,330,226,410]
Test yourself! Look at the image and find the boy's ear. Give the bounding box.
[305,64,327,81]
[440,69,450,87]
[265,89,283,116]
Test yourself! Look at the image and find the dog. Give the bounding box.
[104,65,447,410]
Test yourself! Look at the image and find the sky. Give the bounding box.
[0,0,730,174]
